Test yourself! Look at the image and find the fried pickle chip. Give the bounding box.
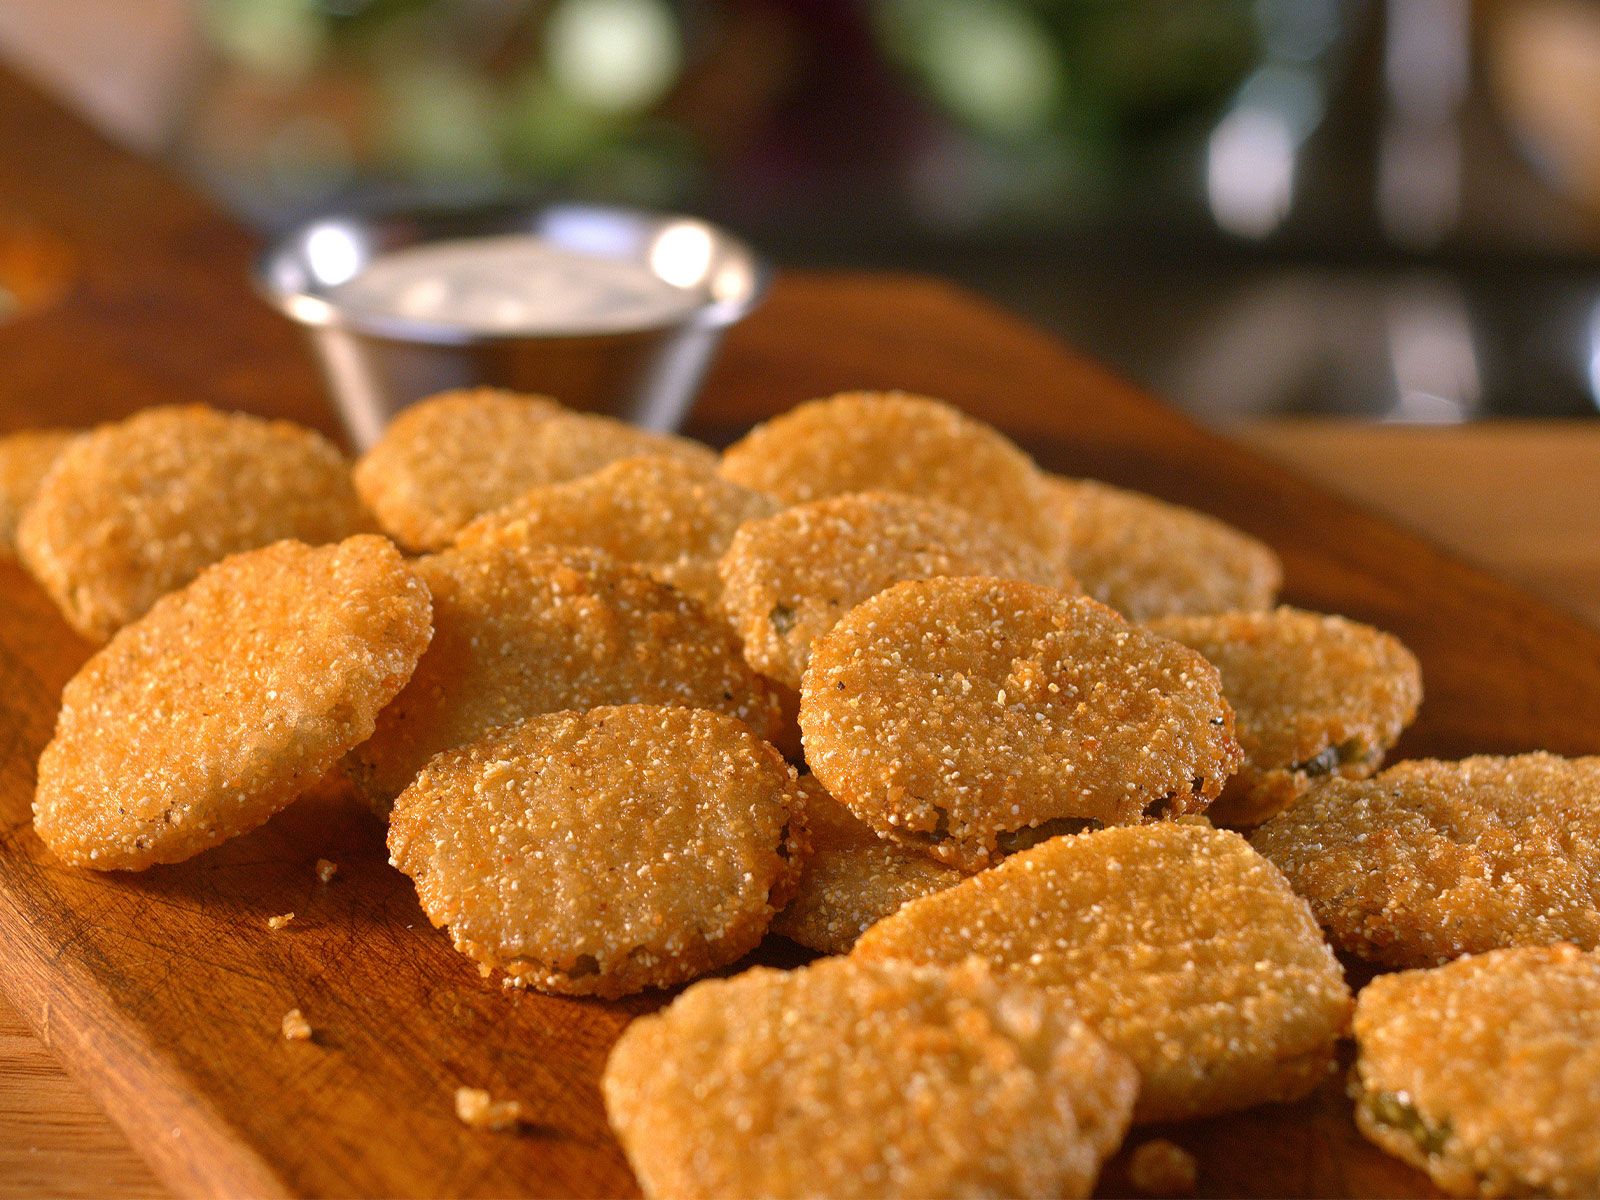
[853,823,1351,1122]
[353,389,714,551]
[347,544,783,812]
[1351,944,1600,1197]
[718,492,1076,691]
[718,392,1063,556]
[33,536,431,869]
[1049,477,1281,621]
[453,454,777,610]
[800,577,1241,871]
[771,776,962,954]
[1251,754,1600,967]
[602,956,1137,1199]
[0,428,76,559]
[1147,607,1422,826]
[388,705,807,997]
[16,406,371,641]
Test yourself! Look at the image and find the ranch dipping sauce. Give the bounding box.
[330,234,707,336]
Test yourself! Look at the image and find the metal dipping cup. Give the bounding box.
[255,205,771,450]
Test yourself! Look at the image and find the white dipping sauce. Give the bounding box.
[330,235,705,334]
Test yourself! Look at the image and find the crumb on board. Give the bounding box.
[455,1086,527,1131]
[280,1008,313,1042]
[1128,1138,1198,1196]
[266,912,295,931]
[315,858,338,883]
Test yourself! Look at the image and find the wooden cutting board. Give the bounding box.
[4,64,1600,1199]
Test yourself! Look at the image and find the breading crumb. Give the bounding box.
[315,859,338,883]
[454,1086,527,1130]
[280,1008,313,1042]
[1128,1139,1198,1196]
[266,912,295,931]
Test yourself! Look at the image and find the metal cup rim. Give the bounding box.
[253,202,772,346]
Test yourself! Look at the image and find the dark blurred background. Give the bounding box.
[6,0,1600,422]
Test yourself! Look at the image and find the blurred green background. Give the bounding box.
[8,0,1600,421]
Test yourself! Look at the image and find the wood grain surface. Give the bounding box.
[5,62,1600,1199]
[1237,420,1600,631]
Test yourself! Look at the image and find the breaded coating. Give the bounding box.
[388,706,807,997]
[1147,607,1422,826]
[16,406,371,641]
[852,824,1352,1123]
[33,536,431,869]
[602,957,1137,1199]
[1351,944,1600,1197]
[347,544,783,813]
[1252,754,1600,967]
[718,392,1063,556]
[0,428,76,558]
[354,390,714,551]
[454,454,777,610]
[718,491,1076,691]
[1050,477,1281,621]
[800,577,1241,871]
[771,776,962,954]
[1127,1140,1198,1197]
[351,389,558,550]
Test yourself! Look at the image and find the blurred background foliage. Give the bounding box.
[181,0,1268,227]
[8,0,1600,420]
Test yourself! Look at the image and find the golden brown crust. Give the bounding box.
[717,491,1075,691]
[388,705,807,997]
[347,543,783,813]
[353,390,713,551]
[602,957,1137,1199]
[32,536,432,869]
[1147,607,1422,826]
[800,577,1241,871]
[771,777,962,954]
[16,406,371,641]
[1251,754,1600,967]
[1050,478,1281,621]
[852,823,1351,1123]
[0,428,76,558]
[718,391,1064,556]
[1351,944,1600,1197]
[454,454,777,611]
